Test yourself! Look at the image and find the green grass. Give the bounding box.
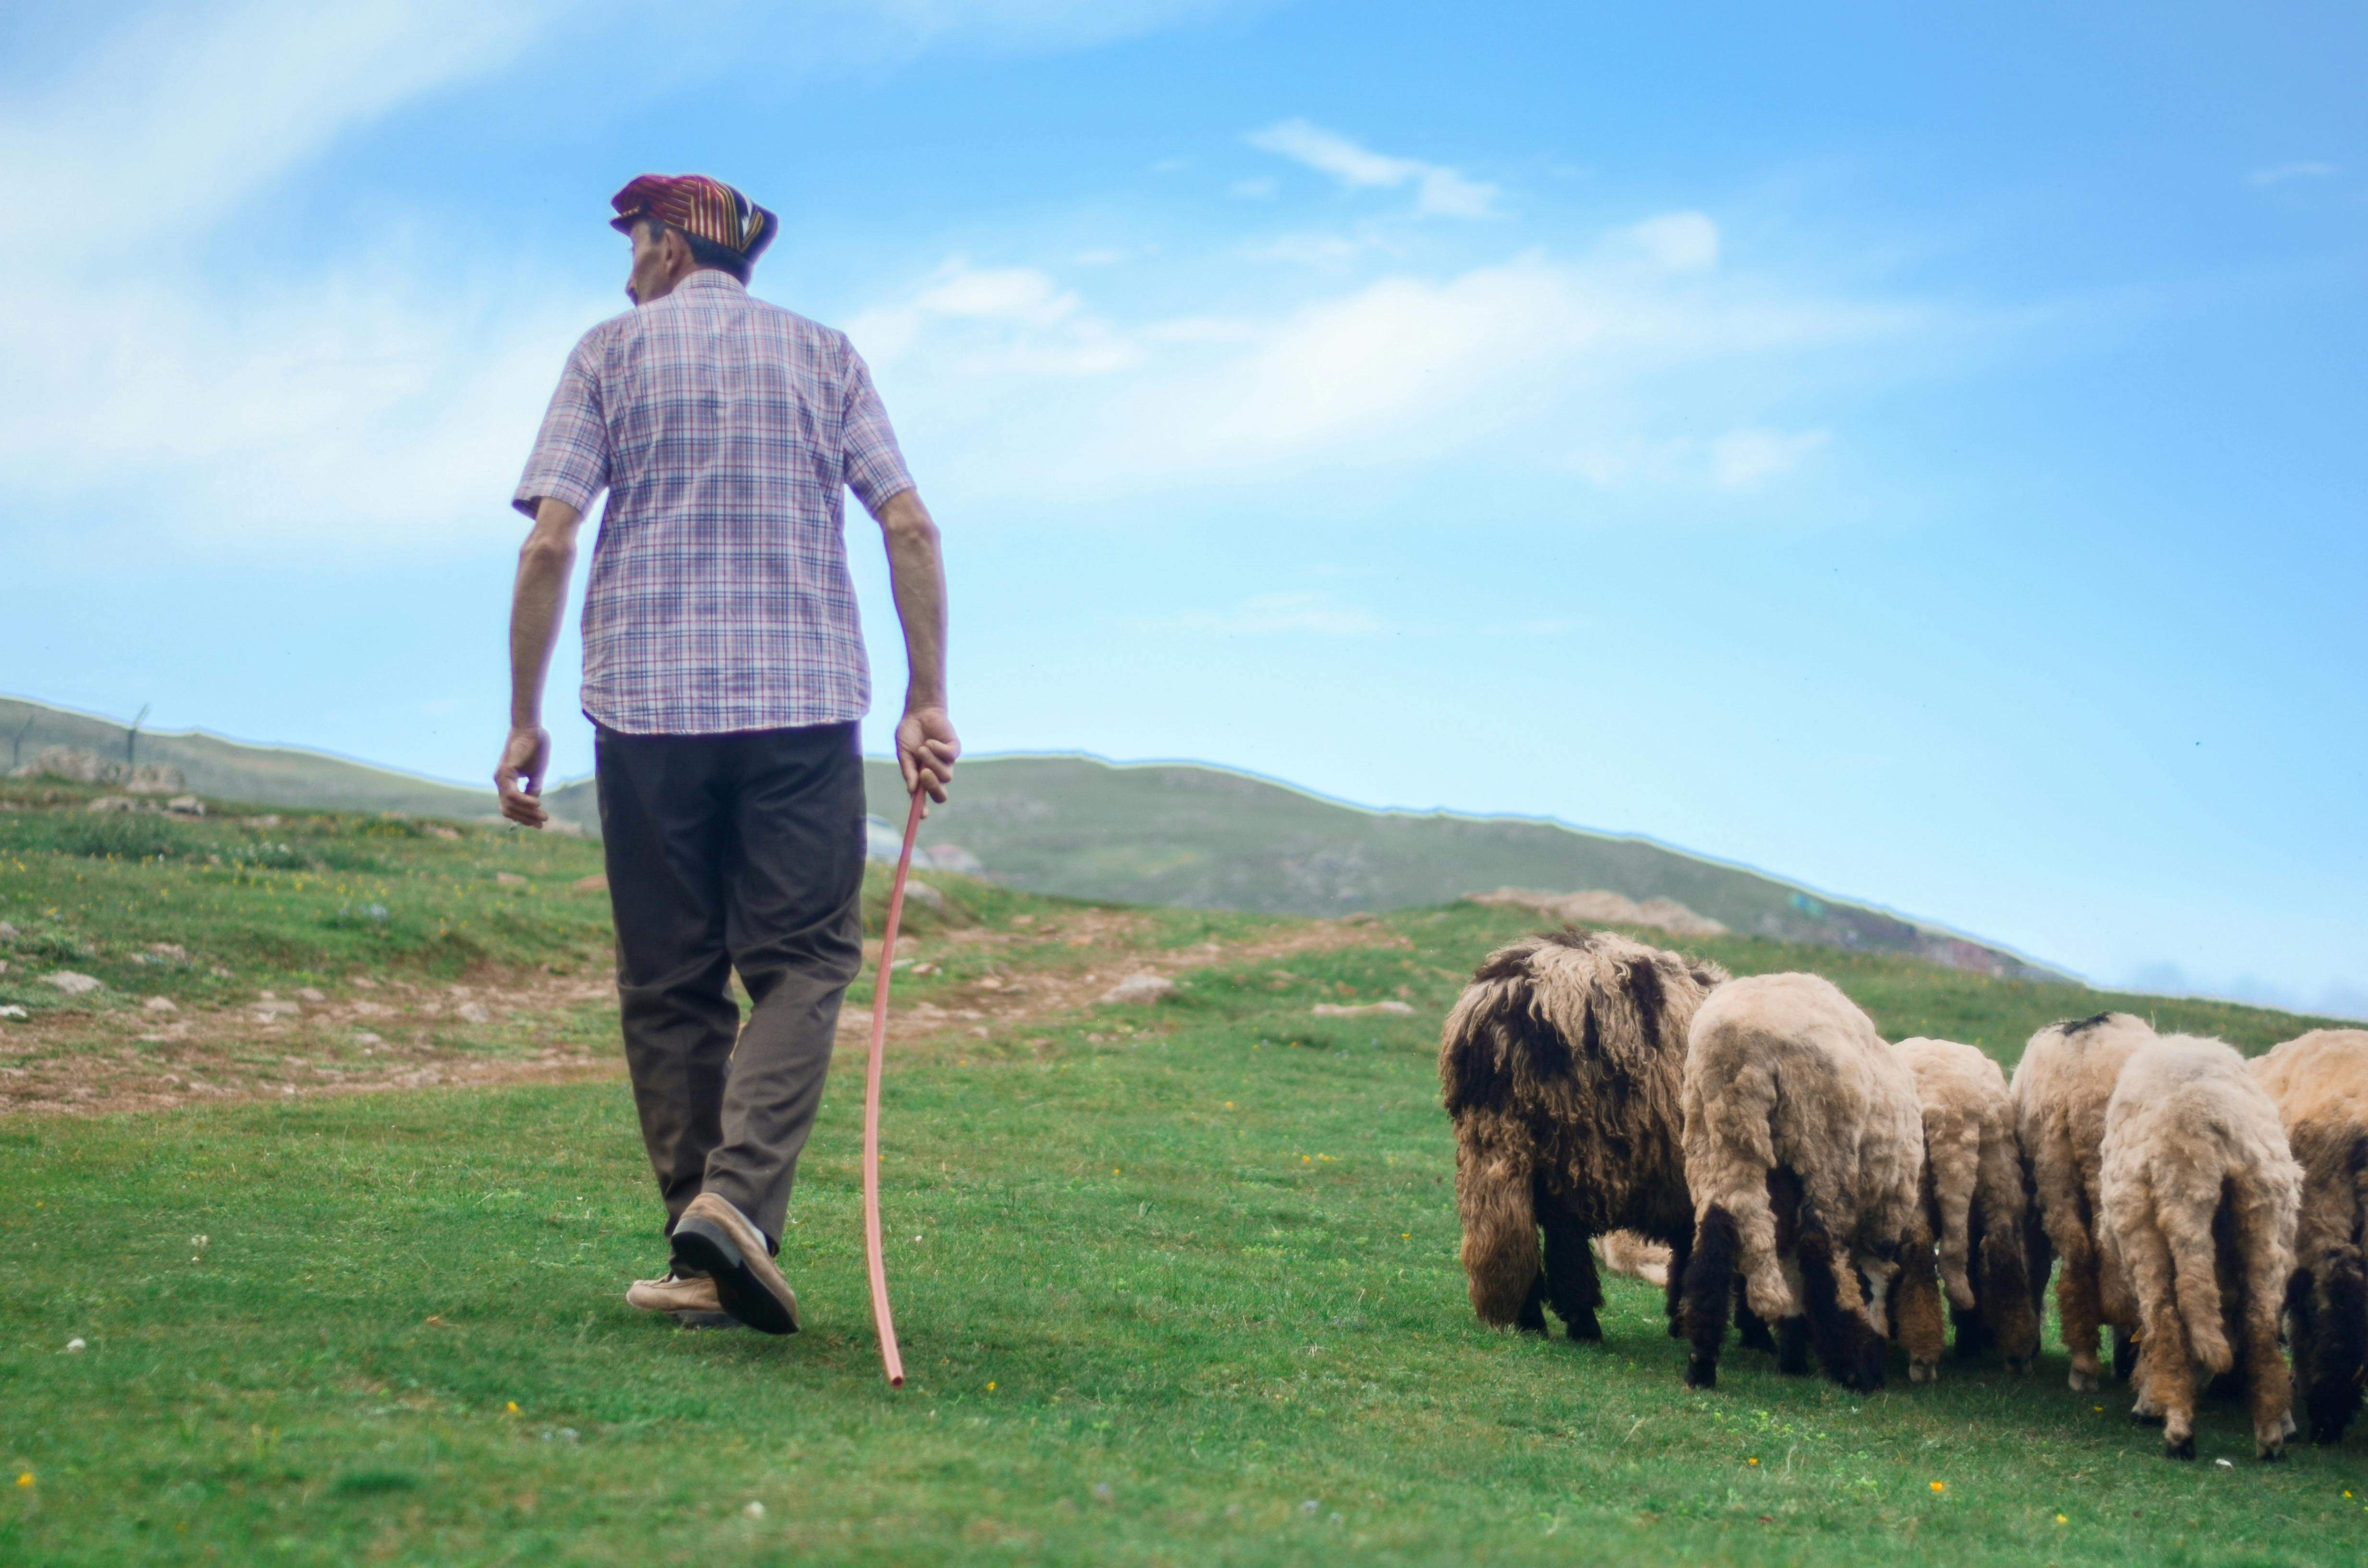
[3,875,2363,1565]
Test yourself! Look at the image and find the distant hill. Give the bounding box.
[7,698,2053,979]
[0,696,495,821]
[824,754,2059,980]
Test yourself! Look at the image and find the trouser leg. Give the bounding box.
[595,728,739,1239]
[701,723,867,1247]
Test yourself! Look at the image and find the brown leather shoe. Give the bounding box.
[625,1271,742,1327]
[670,1193,800,1335]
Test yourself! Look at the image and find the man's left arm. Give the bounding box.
[497,497,583,828]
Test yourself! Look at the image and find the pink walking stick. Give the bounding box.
[862,786,927,1387]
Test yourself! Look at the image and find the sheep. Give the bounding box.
[1678,972,1924,1392]
[2010,1011,2157,1391]
[1438,928,1728,1342]
[2250,1028,2368,1446]
[1890,1037,2042,1382]
[2099,1034,2301,1460]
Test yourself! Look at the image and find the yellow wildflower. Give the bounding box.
[505,1401,520,1415]
[14,1472,31,1489]
[1746,1457,1759,1467]
[2056,1514,2068,1525]
[1929,1481,1945,1494]
[987,1381,997,1392]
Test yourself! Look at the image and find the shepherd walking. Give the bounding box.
[497,174,957,1335]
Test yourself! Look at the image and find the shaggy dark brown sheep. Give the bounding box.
[2010,1011,2156,1391]
[1439,928,1727,1342]
[2251,1028,2368,1446]
[1678,972,1923,1393]
[1891,1037,2042,1381]
[2101,1034,2300,1460]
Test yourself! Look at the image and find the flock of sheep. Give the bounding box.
[1438,928,2368,1462]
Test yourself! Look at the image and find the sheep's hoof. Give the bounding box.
[2003,1355,2034,1376]
[2068,1367,2099,1394]
[2257,1439,2286,1463]
[2163,1434,2195,1461]
[2131,1407,2165,1428]
[1684,1358,1718,1390]
[1564,1312,1603,1343]
[1909,1360,1937,1385]
[2312,1421,2348,1446]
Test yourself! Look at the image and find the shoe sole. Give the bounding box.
[671,1215,799,1335]
[670,1309,742,1331]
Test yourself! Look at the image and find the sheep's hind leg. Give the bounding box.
[1538,1207,1603,1342]
[1775,1314,1812,1375]
[1797,1201,1886,1393]
[1682,1207,1740,1389]
[1663,1228,1692,1339]
[2058,1239,2105,1392]
[1895,1229,1948,1384]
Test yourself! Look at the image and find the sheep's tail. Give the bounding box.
[1690,1065,1791,1321]
[2164,1179,2235,1377]
[1929,1123,1981,1311]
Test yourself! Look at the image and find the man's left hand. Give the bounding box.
[496,725,553,828]
[897,706,960,816]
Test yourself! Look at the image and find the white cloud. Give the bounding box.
[0,0,561,242]
[1246,118,1499,218]
[1711,428,1829,488]
[1149,592,1386,636]
[844,259,1135,375]
[855,234,1916,501]
[2245,161,2340,186]
[1623,211,1720,272]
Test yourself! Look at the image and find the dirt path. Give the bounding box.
[0,913,1407,1117]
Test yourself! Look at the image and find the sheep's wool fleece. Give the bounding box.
[2010,1013,2155,1269]
[1894,1036,2024,1312]
[2251,1029,2368,1271]
[1681,972,1924,1322]
[2100,1035,2300,1375]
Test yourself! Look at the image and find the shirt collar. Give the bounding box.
[678,270,746,295]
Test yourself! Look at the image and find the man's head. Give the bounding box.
[609,174,777,305]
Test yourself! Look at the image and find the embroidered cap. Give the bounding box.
[608,174,777,261]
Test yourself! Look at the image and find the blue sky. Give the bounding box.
[2,1,2362,1013]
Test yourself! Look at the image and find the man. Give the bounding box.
[499,173,957,1336]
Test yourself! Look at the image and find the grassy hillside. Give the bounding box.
[822,754,2052,977]
[3,782,2361,1565]
[0,696,494,821]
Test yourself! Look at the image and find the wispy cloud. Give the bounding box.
[2245,160,2340,186]
[854,231,1920,501]
[1246,118,1499,218]
[1711,427,1829,487]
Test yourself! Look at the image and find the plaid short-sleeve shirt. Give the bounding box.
[513,271,914,735]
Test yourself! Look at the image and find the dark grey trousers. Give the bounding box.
[593,721,866,1252]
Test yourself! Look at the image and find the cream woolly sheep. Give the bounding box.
[2250,1028,2368,1446]
[1890,1037,2041,1382]
[1678,972,1924,1392]
[2010,1012,2156,1391]
[2100,1034,2301,1460]
[1439,929,1727,1341]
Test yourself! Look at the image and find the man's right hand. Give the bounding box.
[495,724,553,828]
[896,706,960,814]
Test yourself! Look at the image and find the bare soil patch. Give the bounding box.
[0,914,1407,1117]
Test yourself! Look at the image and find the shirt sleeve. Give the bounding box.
[511,335,611,519]
[840,343,915,514]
